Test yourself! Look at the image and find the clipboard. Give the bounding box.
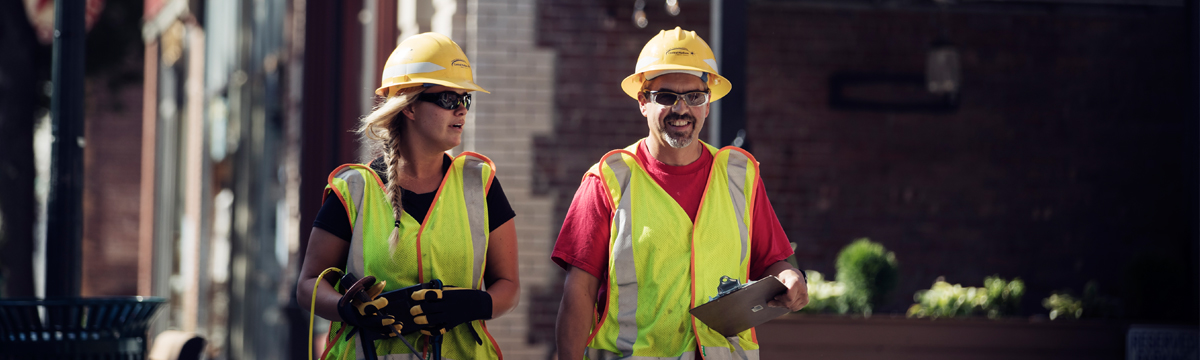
[688,276,790,337]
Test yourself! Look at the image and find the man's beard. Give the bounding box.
[661,113,696,149]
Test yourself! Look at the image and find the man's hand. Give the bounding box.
[765,262,809,311]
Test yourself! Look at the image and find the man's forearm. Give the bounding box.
[765,260,802,282]
[557,267,599,360]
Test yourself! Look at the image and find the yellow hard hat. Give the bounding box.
[621,27,730,102]
[376,32,489,96]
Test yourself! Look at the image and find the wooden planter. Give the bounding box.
[754,313,1127,360]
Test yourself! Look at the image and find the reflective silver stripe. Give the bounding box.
[724,151,750,266]
[338,168,367,277]
[340,169,367,360]
[605,154,639,355]
[586,347,696,360]
[696,346,758,360]
[584,347,755,360]
[375,353,459,360]
[381,61,446,79]
[353,335,362,359]
[343,170,367,360]
[726,336,750,360]
[462,157,488,288]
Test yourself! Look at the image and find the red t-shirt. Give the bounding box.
[551,140,795,286]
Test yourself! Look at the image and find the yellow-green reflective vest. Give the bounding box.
[323,152,502,360]
[584,140,762,360]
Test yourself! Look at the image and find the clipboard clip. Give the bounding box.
[711,275,744,301]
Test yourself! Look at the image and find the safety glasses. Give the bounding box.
[642,90,710,107]
[416,91,472,110]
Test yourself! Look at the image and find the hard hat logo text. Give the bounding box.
[666,47,693,56]
[451,59,471,69]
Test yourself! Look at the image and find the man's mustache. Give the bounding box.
[664,113,695,123]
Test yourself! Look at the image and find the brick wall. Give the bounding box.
[468,0,557,357]
[82,63,144,296]
[746,6,1191,315]
[533,0,1194,322]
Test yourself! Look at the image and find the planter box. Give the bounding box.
[755,313,1126,360]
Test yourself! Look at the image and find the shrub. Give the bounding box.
[1043,280,1117,320]
[799,270,845,314]
[835,238,899,316]
[983,275,1025,318]
[1043,292,1083,320]
[907,275,1025,319]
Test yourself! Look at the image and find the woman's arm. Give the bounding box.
[296,227,352,321]
[482,218,520,318]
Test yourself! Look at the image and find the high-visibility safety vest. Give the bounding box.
[584,140,762,360]
[323,152,502,360]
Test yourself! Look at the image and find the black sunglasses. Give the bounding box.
[416,91,472,110]
[642,90,710,107]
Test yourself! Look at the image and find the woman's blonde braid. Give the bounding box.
[384,124,406,252]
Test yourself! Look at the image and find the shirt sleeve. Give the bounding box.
[487,177,517,232]
[550,173,613,280]
[313,191,353,242]
[748,178,795,280]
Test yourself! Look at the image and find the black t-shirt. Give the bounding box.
[313,155,516,242]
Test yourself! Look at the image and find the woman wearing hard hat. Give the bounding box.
[297,32,518,360]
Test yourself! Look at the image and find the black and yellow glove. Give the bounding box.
[409,286,492,337]
[337,276,404,339]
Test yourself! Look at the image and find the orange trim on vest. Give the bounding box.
[414,158,455,283]
[481,321,504,360]
[689,149,722,357]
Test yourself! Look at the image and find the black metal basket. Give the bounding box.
[0,297,166,360]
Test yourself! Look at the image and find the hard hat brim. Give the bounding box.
[621,64,731,102]
[375,77,490,96]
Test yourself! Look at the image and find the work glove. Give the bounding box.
[337,276,404,339]
[409,286,492,338]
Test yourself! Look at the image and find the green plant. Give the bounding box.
[835,238,899,316]
[907,276,1025,319]
[1043,293,1083,320]
[983,275,1025,318]
[798,270,845,314]
[1043,280,1117,320]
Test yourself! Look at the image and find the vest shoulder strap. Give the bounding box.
[325,164,384,226]
[457,151,496,194]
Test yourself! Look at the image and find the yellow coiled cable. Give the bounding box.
[310,267,344,360]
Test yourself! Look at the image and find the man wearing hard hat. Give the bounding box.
[552,27,809,360]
